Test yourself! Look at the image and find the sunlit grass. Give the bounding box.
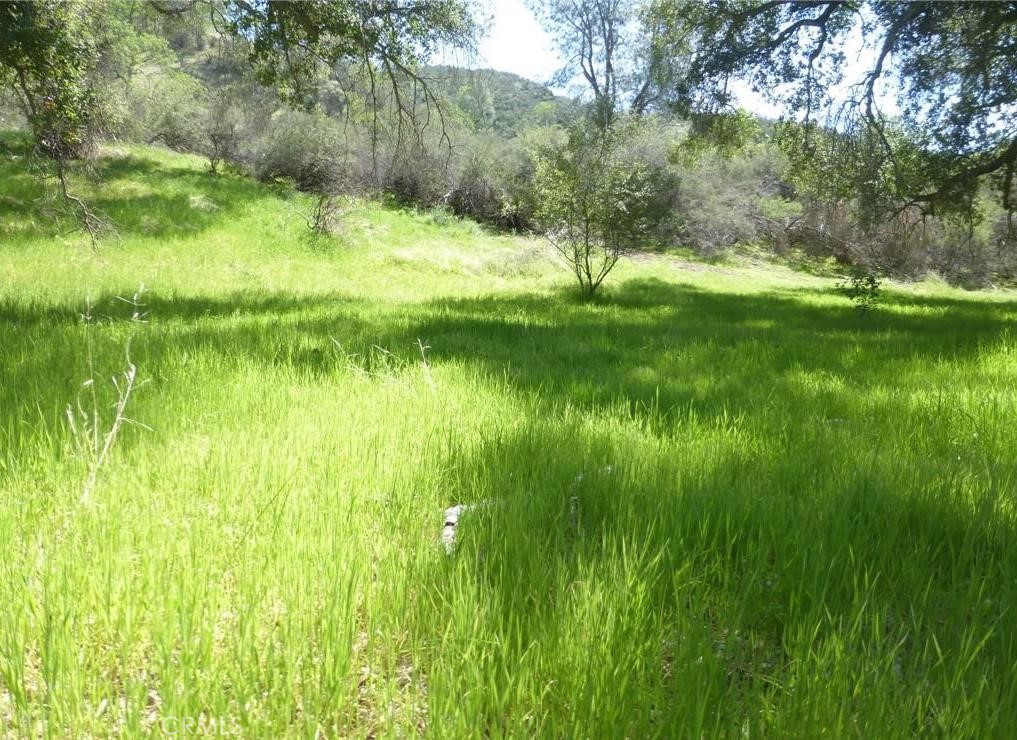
[3,135,1017,736]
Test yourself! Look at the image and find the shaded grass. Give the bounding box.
[2,140,1017,736]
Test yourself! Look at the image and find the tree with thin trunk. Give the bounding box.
[529,0,689,128]
[0,1,112,247]
[534,120,674,297]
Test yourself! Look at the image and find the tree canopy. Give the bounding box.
[0,1,107,159]
[654,0,1017,220]
[529,0,692,126]
[218,0,476,105]
[0,0,478,159]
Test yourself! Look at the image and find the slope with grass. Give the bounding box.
[3,137,1017,737]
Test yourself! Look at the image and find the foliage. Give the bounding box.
[222,0,476,105]
[247,109,342,187]
[530,0,689,125]
[126,0,216,55]
[3,0,1015,287]
[768,120,1017,283]
[836,268,882,314]
[423,65,578,137]
[0,0,481,232]
[674,138,787,255]
[0,1,107,159]
[220,0,477,159]
[380,144,450,207]
[201,89,244,176]
[446,132,536,230]
[654,0,1017,223]
[534,119,676,295]
[303,192,353,236]
[0,1,129,246]
[126,69,208,151]
[672,109,763,166]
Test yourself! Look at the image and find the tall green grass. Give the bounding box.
[2,135,1017,736]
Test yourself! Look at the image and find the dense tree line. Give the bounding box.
[2,0,1015,290]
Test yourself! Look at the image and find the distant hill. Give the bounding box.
[176,56,578,137]
[422,65,578,136]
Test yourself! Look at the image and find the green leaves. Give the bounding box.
[222,0,477,109]
[0,1,103,159]
[836,268,883,315]
[653,0,1017,224]
[534,118,675,295]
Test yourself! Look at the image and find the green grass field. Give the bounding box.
[3,136,1017,737]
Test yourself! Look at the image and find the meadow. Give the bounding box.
[3,137,1017,737]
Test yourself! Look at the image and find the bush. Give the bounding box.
[126,70,208,151]
[252,109,351,189]
[303,192,353,236]
[447,133,533,229]
[836,268,882,314]
[380,144,449,207]
[675,143,787,256]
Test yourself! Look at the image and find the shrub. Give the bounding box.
[126,70,208,151]
[303,192,353,236]
[252,109,349,189]
[674,143,787,256]
[381,144,449,207]
[836,268,882,314]
[534,119,674,297]
[203,97,242,175]
[447,132,535,230]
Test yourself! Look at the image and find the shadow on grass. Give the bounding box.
[3,277,1015,428]
[383,280,1017,733]
[375,278,1017,427]
[413,419,1017,735]
[4,275,1017,732]
[784,282,1017,314]
[0,290,371,448]
[0,146,279,242]
[1,290,357,326]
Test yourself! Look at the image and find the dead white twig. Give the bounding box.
[416,338,436,393]
[67,286,151,504]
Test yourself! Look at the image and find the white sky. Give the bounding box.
[441,0,887,121]
[473,0,563,87]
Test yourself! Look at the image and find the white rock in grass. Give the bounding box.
[439,500,498,554]
[441,505,462,553]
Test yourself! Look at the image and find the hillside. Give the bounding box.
[3,141,1017,736]
[422,65,579,135]
[172,53,578,138]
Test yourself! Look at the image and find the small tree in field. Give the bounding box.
[534,121,672,297]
